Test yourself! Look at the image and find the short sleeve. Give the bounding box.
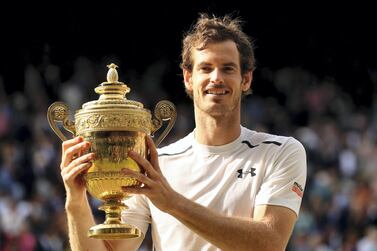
[255,137,307,216]
[121,194,151,236]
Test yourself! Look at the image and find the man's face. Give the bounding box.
[184,40,252,117]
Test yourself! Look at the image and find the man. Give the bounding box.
[60,14,307,251]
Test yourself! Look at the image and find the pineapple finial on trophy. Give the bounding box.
[94,63,131,101]
[106,63,119,83]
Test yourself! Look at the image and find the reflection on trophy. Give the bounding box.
[47,63,176,239]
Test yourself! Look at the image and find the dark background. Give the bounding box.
[0,2,376,106]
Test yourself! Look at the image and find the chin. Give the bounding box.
[206,107,228,117]
[208,112,224,118]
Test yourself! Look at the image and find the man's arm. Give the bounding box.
[122,136,298,251]
[168,193,295,251]
[65,193,109,251]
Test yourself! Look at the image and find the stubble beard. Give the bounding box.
[195,92,241,119]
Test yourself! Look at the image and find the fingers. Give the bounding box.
[61,152,94,183]
[126,135,161,177]
[62,152,95,174]
[61,141,91,169]
[121,169,152,196]
[69,152,95,170]
[62,136,83,154]
[146,136,160,171]
[128,150,159,178]
[61,162,92,183]
[122,186,147,195]
[122,168,153,187]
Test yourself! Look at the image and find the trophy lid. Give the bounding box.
[48,63,175,140]
[73,63,152,135]
[79,63,146,110]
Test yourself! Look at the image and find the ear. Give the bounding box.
[241,71,253,92]
[183,69,193,91]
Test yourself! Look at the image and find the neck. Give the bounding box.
[194,109,241,146]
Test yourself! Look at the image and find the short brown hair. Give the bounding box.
[180,13,256,75]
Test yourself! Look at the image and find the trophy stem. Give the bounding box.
[88,199,141,239]
[100,199,125,225]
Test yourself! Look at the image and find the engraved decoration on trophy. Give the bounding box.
[47,63,176,239]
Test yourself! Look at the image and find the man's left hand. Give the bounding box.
[122,136,178,212]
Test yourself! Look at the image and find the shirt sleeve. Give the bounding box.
[255,137,307,216]
[121,194,151,236]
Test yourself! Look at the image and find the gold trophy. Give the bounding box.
[47,63,176,239]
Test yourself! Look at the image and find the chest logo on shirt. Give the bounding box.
[237,167,256,178]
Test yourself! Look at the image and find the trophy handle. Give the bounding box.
[151,100,176,147]
[47,102,76,141]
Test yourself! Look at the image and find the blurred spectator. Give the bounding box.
[357,226,377,251]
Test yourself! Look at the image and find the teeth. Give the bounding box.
[206,90,227,95]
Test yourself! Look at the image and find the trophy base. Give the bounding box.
[88,223,141,239]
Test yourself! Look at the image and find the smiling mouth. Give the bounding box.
[204,90,229,95]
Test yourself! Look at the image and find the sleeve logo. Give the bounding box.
[292,182,304,198]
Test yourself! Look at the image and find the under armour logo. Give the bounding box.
[237,167,256,178]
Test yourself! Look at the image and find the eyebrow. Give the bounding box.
[196,62,238,68]
[196,62,211,68]
[222,62,238,68]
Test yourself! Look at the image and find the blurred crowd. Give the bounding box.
[0,55,376,251]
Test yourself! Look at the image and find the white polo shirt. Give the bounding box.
[122,126,307,251]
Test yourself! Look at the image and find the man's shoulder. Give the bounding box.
[157,132,193,157]
[241,127,303,150]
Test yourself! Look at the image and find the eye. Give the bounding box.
[223,66,236,73]
[198,66,212,73]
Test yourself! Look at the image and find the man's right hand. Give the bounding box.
[60,136,95,204]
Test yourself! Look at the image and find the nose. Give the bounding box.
[210,68,224,84]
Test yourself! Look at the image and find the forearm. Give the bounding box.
[167,193,284,251]
[66,194,110,251]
